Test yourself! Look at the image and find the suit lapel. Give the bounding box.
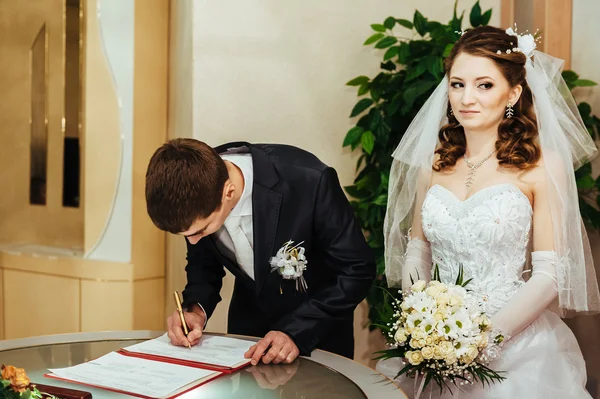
[249,145,281,294]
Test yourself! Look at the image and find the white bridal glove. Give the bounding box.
[481,251,559,362]
[402,238,432,293]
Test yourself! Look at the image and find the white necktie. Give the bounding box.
[224,216,255,280]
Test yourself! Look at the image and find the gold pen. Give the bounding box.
[173,291,191,349]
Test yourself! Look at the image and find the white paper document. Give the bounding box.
[48,351,220,399]
[122,333,254,368]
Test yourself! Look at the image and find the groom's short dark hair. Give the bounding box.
[145,138,229,234]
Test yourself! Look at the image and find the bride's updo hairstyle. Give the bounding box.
[434,25,541,171]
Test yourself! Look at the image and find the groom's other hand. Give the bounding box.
[245,331,300,365]
[167,303,206,347]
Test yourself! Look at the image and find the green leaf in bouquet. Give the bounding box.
[462,277,473,287]
[455,264,465,285]
[433,264,441,281]
[0,379,10,388]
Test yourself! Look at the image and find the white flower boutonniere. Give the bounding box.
[269,240,308,293]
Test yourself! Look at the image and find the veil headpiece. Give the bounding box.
[383,27,600,316]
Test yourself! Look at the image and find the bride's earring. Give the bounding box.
[449,108,454,116]
[506,102,514,118]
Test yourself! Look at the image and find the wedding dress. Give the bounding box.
[377,183,591,398]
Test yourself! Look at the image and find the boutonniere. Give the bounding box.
[269,240,308,293]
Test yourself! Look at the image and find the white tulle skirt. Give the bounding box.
[376,310,591,399]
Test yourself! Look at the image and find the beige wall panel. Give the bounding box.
[4,269,79,339]
[0,267,4,340]
[82,0,122,253]
[533,0,572,68]
[0,252,133,281]
[204,271,234,334]
[0,0,83,250]
[131,0,168,280]
[81,280,133,331]
[133,279,166,330]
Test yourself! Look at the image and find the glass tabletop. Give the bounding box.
[0,337,370,399]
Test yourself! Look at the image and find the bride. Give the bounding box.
[377,25,600,398]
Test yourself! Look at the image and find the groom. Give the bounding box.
[145,139,375,364]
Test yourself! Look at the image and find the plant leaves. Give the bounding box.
[577,175,595,190]
[364,33,385,45]
[375,36,398,49]
[373,194,388,206]
[405,62,427,81]
[361,130,376,154]
[357,82,370,96]
[443,43,454,57]
[346,75,370,86]
[384,17,396,30]
[350,98,374,117]
[343,126,365,147]
[574,79,598,87]
[380,60,397,71]
[562,70,579,84]
[578,102,592,118]
[344,185,371,199]
[413,10,428,36]
[481,9,492,26]
[371,23,386,32]
[396,18,413,29]
[383,46,400,61]
[398,43,411,64]
[402,80,437,107]
[470,1,482,27]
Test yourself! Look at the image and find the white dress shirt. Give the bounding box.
[214,153,255,279]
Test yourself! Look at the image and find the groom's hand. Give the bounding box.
[167,304,206,347]
[244,331,299,365]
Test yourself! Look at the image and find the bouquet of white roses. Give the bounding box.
[376,267,506,394]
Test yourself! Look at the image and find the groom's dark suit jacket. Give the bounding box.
[181,142,375,358]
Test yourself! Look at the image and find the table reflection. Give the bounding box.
[0,339,368,399]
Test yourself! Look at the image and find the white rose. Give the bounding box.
[411,280,426,292]
[407,350,424,366]
[435,292,448,306]
[421,346,435,360]
[445,352,458,365]
[439,341,454,357]
[448,294,464,307]
[425,336,435,346]
[394,329,408,344]
[425,285,441,298]
[412,329,426,340]
[410,338,423,349]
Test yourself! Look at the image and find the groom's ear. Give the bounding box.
[222,180,236,202]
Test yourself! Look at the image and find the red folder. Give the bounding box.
[117,348,251,373]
